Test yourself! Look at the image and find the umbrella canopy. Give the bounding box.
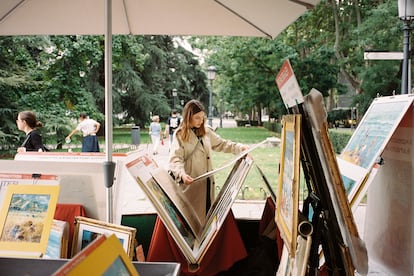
[0,0,318,38]
[0,0,320,222]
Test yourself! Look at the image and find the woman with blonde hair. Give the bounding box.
[149,115,162,155]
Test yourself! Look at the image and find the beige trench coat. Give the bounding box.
[169,127,244,223]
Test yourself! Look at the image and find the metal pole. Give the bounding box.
[172,89,177,110]
[208,79,213,127]
[219,100,223,128]
[402,20,412,94]
[104,0,115,223]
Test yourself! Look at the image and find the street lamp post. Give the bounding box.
[219,99,223,128]
[172,88,177,109]
[399,0,414,94]
[207,66,216,127]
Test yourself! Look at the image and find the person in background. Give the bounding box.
[16,111,47,153]
[149,115,162,155]
[66,112,100,152]
[147,100,249,275]
[164,109,180,152]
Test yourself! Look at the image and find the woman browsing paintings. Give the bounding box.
[147,99,249,275]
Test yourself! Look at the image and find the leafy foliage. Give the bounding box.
[0,0,407,149]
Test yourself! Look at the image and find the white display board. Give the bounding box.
[363,107,414,275]
[0,151,155,221]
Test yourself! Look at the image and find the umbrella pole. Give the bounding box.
[104,0,115,223]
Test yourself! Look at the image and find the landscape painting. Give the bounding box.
[340,95,414,170]
[0,185,60,257]
[0,193,50,243]
[338,94,414,205]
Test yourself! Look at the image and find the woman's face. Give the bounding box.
[16,115,25,131]
[189,111,205,128]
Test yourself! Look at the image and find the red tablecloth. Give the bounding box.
[147,210,247,276]
[54,203,87,257]
[259,197,283,260]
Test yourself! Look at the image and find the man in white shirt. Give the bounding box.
[66,112,100,152]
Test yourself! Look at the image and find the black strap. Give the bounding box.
[206,177,211,214]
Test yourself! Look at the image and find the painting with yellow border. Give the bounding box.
[53,234,139,276]
[0,184,60,258]
[275,114,301,258]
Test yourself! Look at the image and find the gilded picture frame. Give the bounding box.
[72,216,136,260]
[275,114,301,258]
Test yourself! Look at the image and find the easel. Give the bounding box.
[275,60,366,275]
[290,102,355,275]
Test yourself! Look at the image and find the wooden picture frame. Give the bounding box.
[275,114,301,258]
[0,184,60,258]
[71,216,136,260]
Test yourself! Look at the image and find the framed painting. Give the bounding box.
[0,184,60,258]
[337,94,414,206]
[72,216,136,260]
[275,114,301,258]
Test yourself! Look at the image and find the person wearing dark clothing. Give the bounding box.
[164,109,181,151]
[66,112,100,152]
[16,111,47,152]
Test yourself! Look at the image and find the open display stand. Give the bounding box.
[275,60,368,275]
[276,59,414,275]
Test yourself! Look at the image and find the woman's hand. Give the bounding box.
[17,147,26,153]
[181,173,194,185]
[241,145,253,160]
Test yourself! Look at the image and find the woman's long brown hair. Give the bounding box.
[178,99,206,142]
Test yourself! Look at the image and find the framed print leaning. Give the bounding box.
[275,114,301,258]
[337,94,414,207]
[72,216,136,260]
[53,234,139,276]
[0,184,60,258]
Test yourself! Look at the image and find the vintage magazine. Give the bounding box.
[125,143,263,264]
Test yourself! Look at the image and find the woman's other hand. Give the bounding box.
[181,173,194,185]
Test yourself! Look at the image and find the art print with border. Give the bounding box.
[275,114,301,258]
[72,216,136,260]
[0,174,58,207]
[0,184,60,257]
[338,94,414,203]
[53,234,139,276]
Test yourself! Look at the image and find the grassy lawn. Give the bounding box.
[1,125,312,201]
[211,127,281,200]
